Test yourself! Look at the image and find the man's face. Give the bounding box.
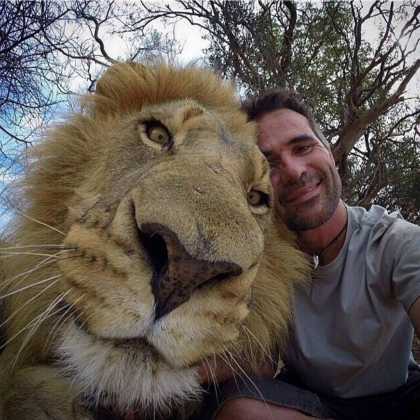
[257,108,341,231]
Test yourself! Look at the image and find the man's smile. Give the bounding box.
[283,180,322,206]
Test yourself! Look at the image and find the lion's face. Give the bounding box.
[2,64,306,417]
[57,96,275,410]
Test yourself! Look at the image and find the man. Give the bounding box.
[197,90,420,420]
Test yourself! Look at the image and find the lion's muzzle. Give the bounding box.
[139,222,242,319]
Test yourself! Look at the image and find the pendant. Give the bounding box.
[313,255,319,269]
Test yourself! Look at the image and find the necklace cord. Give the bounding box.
[315,208,348,259]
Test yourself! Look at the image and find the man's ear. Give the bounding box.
[328,148,336,165]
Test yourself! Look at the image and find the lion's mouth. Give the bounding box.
[60,300,152,355]
[71,314,153,352]
[56,308,203,419]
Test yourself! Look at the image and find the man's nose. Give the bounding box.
[276,155,305,185]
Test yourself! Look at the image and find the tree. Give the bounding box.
[134,0,420,222]
[0,0,180,172]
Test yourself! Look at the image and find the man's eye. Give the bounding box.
[295,145,312,155]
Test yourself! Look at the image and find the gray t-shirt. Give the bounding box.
[285,205,420,398]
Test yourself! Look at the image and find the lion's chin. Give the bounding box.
[56,321,203,415]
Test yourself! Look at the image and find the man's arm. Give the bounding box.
[390,221,420,338]
[409,297,420,338]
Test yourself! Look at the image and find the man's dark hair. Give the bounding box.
[242,89,330,149]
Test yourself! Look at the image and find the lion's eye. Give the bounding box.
[247,189,271,209]
[144,121,173,148]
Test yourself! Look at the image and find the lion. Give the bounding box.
[0,63,307,420]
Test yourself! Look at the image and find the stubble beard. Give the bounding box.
[277,166,342,232]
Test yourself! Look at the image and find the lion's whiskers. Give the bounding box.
[0,283,67,352]
[0,245,75,263]
[241,324,275,366]
[217,347,240,383]
[0,256,56,294]
[0,244,71,250]
[0,250,78,297]
[223,347,257,390]
[13,209,65,236]
[12,288,73,368]
[216,346,244,403]
[220,344,274,418]
[0,274,61,300]
[0,275,63,329]
[241,325,259,371]
[44,294,86,352]
[204,354,221,403]
[221,339,279,420]
[0,250,73,258]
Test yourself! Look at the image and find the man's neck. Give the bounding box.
[297,200,348,265]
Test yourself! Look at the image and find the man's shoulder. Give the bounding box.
[347,204,420,245]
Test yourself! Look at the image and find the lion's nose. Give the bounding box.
[139,223,242,319]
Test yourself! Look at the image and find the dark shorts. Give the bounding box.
[195,367,420,420]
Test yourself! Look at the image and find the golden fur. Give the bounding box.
[0,63,308,419]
